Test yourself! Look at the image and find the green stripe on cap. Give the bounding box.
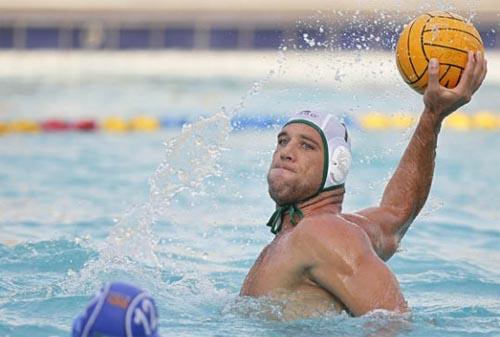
[284,119,328,195]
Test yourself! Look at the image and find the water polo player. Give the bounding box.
[240,51,487,318]
[72,281,160,337]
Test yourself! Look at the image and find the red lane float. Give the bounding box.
[40,119,70,132]
[72,119,97,132]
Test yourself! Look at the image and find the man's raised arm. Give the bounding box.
[347,51,487,260]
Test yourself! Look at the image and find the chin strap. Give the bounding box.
[266,204,304,235]
[265,185,345,235]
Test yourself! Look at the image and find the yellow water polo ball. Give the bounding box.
[396,11,484,94]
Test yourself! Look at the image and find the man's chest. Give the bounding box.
[240,240,306,296]
[240,239,345,317]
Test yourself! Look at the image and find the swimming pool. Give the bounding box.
[0,51,499,336]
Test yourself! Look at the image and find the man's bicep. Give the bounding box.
[345,207,405,260]
[311,246,407,316]
[354,194,418,246]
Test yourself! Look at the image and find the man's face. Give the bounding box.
[267,123,324,205]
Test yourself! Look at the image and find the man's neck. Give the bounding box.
[280,187,345,233]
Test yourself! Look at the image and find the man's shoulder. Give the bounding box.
[294,212,372,252]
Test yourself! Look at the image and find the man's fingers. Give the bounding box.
[473,53,488,94]
[427,58,440,91]
[455,51,475,93]
[480,58,488,85]
[472,51,485,84]
[458,51,475,83]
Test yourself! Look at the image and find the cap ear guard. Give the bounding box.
[330,144,352,184]
[324,135,351,188]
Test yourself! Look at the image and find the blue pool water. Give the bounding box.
[0,51,499,337]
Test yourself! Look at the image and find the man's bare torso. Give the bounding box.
[240,213,348,319]
[239,194,409,317]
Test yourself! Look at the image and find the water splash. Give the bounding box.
[62,52,287,295]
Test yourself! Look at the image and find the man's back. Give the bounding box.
[240,210,403,319]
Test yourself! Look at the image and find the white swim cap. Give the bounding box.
[266,110,352,235]
[285,110,352,194]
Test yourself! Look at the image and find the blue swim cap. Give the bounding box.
[72,281,160,337]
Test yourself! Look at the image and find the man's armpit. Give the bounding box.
[342,210,399,261]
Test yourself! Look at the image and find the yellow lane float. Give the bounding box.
[389,114,416,129]
[102,117,129,132]
[472,111,498,130]
[359,113,416,130]
[0,121,8,134]
[359,112,500,131]
[359,113,390,130]
[129,116,160,132]
[7,120,40,133]
[443,112,472,131]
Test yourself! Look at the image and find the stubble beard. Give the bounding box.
[267,171,315,206]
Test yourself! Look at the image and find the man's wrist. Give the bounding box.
[420,107,443,134]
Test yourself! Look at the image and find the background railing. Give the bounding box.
[0,22,497,51]
[0,1,497,50]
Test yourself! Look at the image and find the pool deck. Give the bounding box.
[0,50,498,86]
[0,0,498,21]
[0,0,498,11]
